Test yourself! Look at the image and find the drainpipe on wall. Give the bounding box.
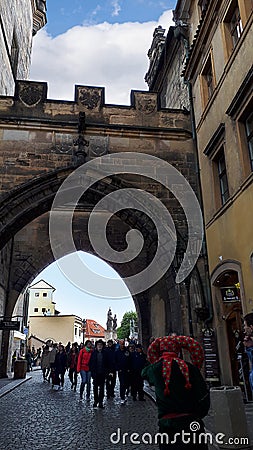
[174,26,213,328]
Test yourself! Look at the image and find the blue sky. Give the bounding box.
[45,0,176,36]
[31,1,175,330]
[33,252,134,330]
[31,2,174,104]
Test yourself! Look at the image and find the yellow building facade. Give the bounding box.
[28,314,84,349]
[146,0,252,390]
[181,0,253,387]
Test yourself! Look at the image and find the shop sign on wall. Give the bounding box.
[202,328,220,382]
[220,286,240,302]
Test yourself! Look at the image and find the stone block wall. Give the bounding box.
[0,0,33,95]
[161,41,189,110]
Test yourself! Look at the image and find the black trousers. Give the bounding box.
[55,370,65,386]
[106,372,116,397]
[131,370,144,399]
[93,374,105,404]
[69,368,78,387]
[42,367,50,380]
[118,371,128,400]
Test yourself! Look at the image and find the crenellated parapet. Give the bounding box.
[0,80,191,137]
[31,0,47,35]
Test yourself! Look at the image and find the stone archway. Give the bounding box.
[0,172,182,375]
[0,82,209,376]
[211,260,245,385]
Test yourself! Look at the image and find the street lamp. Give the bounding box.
[82,319,86,344]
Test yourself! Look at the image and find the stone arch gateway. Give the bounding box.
[0,81,209,376]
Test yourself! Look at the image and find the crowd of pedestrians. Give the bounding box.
[24,323,253,449]
[36,334,213,449]
[39,338,147,408]
[22,346,42,371]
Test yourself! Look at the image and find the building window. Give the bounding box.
[222,0,253,60]
[201,53,215,108]
[230,5,243,47]
[35,292,39,297]
[215,148,230,205]
[74,328,77,336]
[34,308,38,312]
[43,293,47,297]
[226,69,253,177]
[42,308,46,313]
[245,111,253,171]
[234,97,253,177]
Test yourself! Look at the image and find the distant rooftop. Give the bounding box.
[85,319,105,338]
[29,279,55,291]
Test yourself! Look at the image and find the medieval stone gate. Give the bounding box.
[0,80,209,376]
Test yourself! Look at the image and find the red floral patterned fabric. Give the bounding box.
[147,336,204,395]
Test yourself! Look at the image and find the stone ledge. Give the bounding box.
[0,375,32,398]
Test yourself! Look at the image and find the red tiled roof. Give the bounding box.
[85,319,105,338]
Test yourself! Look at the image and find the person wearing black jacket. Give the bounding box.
[129,344,147,401]
[115,339,131,404]
[67,343,79,392]
[105,340,116,399]
[54,344,68,390]
[89,339,108,408]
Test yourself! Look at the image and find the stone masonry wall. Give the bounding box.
[0,0,33,95]
[162,41,189,110]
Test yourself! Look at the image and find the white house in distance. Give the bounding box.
[27,279,105,350]
[28,279,57,317]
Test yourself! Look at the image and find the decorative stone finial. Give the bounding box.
[31,0,47,36]
[145,26,166,88]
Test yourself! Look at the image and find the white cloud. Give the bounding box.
[30,10,173,105]
[90,4,102,20]
[111,0,121,16]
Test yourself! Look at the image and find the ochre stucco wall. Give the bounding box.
[206,184,253,312]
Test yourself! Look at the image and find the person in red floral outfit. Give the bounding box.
[142,335,210,450]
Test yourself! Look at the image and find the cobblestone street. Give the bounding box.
[0,371,158,450]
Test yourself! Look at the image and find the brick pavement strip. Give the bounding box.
[0,371,159,450]
[0,376,32,398]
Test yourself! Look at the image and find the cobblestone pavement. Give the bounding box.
[0,371,159,450]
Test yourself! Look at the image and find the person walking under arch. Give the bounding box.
[142,335,210,450]
[49,343,58,388]
[77,340,93,401]
[41,345,50,381]
[68,343,79,392]
[130,344,146,401]
[25,348,33,372]
[105,339,116,399]
[89,339,108,408]
[54,344,67,390]
[115,339,130,404]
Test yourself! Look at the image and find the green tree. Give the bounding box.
[117,311,137,340]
